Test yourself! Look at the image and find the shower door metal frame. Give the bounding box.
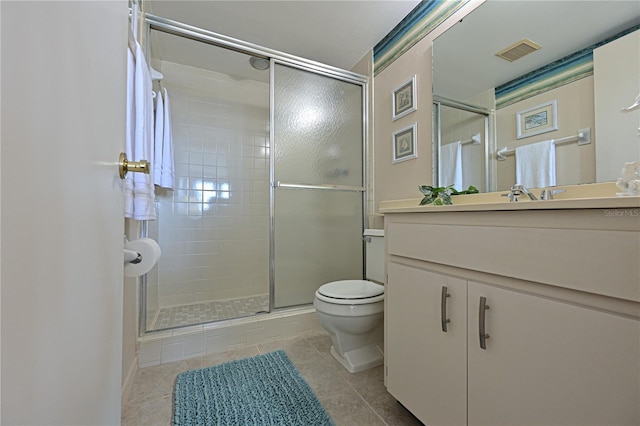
[432,95,492,193]
[268,58,368,311]
[144,14,367,83]
[139,13,369,333]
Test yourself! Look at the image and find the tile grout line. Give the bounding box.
[342,376,390,426]
[302,333,389,426]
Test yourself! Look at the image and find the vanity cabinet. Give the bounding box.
[386,263,467,426]
[467,281,639,426]
[383,206,640,426]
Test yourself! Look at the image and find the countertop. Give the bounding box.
[379,182,640,213]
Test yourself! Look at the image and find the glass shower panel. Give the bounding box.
[274,189,363,307]
[144,30,271,332]
[274,64,363,187]
[273,63,364,308]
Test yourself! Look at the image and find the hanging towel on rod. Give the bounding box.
[124,47,136,218]
[440,141,463,190]
[158,87,175,189]
[125,41,156,220]
[153,89,164,186]
[516,139,556,188]
[153,88,175,189]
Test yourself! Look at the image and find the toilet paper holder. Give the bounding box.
[124,248,143,264]
[123,236,161,277]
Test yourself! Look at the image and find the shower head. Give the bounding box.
[249,56,269,71]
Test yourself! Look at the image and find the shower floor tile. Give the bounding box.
[150,294,269,331]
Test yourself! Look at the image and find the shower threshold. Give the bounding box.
[149,294,269,331]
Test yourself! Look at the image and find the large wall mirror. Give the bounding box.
[433,1,640,192]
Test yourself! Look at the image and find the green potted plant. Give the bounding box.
[419,185,479,205]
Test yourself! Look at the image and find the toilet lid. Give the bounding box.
[318,280,384,300]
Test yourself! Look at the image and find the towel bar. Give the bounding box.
[496,128,591,161]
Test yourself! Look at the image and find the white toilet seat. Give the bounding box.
[315,280,384,305]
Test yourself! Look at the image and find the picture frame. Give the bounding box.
[392,75,417,121]
[516,100,558,139]
[392,123,417,163]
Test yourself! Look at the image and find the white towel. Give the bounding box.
[153,90,164,186]
[440,141,463,190]
[516,139,556,188]
[124,48,135,218]
[130,42,156,220]
[159,87,175,189]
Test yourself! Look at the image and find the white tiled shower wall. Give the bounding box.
[148,60,270,309]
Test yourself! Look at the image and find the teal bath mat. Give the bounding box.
[173,350,334,425]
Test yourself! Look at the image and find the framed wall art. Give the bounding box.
[392,123,417,163]
[392,75,417,121]
[516,99,558,139]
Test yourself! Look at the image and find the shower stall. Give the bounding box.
[140,15,367,334]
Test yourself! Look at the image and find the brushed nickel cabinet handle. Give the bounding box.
[479,296,490,349]
[441,285,451,332]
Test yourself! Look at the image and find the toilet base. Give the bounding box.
[330,344,384,373]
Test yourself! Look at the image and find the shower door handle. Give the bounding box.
[273,181,365,192]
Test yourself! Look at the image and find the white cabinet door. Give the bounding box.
[386,263,467,425]
[468,282,640,426]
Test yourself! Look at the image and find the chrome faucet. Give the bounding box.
[540,188,566,200]
[502,184,538,202]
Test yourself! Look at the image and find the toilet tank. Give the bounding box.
[364,229,385,284]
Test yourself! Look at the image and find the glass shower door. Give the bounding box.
[272,63,365,308]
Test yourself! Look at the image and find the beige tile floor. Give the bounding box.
[122,330,423,425]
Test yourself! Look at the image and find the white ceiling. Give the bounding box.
[145,0,639,97]
[147,0,422,73]
[433,1,640,101]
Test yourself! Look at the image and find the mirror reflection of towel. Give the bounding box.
[516,140,556,188]
[440,141,463,190]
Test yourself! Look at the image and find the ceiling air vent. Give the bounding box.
[495,39,541,62]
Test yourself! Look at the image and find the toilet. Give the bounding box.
[313,229,385,373]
